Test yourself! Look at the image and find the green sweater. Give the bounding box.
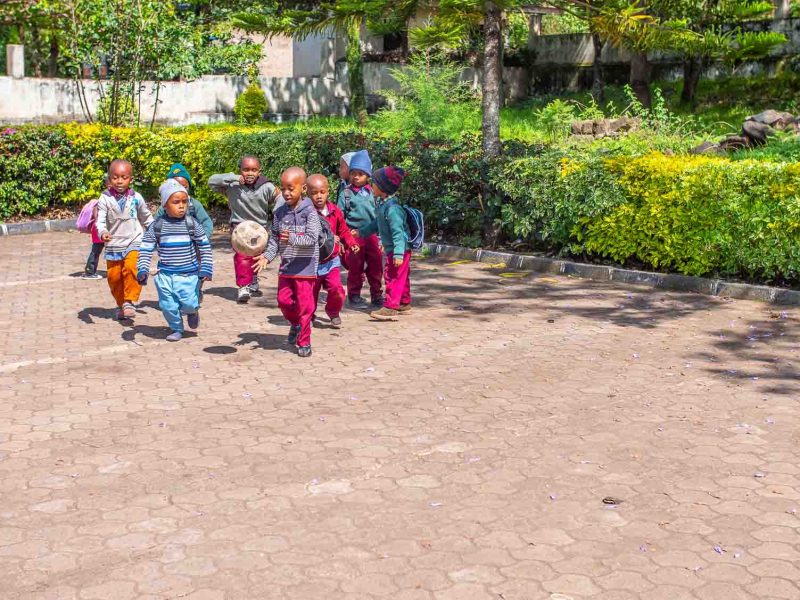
[359,196,409,256]
[337,185,376,231]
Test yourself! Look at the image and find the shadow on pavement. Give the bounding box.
[77,306,120,324]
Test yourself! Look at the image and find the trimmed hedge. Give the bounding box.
[497,149,800,284]
[2,124,800,285]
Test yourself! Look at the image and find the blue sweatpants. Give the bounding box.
[154,272,200,333]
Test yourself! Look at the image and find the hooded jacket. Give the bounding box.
[265,198,321,278]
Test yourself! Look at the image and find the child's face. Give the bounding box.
[338,159,350,182]
[280,171,307,208]
[372,182,387,199]
[240,158,261,185]
[349,169,369,189]
[173,176,190,192]
[308,176,329,210]
[108,162,133,194]
[165,191,189,218]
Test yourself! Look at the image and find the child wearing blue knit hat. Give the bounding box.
[336,149,384,308]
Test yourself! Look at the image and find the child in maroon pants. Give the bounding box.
[308,174,359,328]
[208,156,279,304]
[256,167,321,357]
[337,149,383,309]
[359,166,412,321]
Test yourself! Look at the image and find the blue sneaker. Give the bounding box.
[187,312,199,329]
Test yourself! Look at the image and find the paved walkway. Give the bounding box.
[1,231,799,600]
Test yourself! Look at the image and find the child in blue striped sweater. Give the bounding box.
[137,180,213,341]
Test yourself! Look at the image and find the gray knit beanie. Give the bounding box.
[159,179,186,207]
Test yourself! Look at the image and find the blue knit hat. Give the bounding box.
[166,163,194,195]
[348,150,372,177]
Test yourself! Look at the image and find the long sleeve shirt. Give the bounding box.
[337,184,376,231]
[208,173,277,227]
[155,198,213,240]
[265,198,320,278]
[136,215,213,279]
[95,189,153,260]
[359,196,410,257]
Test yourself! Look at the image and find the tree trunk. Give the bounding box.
[680,56,703,109]
[481,1,503,158]
[346,21,367,126]
[629,52,652,108]
[591,32,604,104]
[48,36,59,77]
[775,0,791,19]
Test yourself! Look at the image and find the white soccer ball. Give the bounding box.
[232,220,268,257]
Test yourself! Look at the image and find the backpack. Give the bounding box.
[403,205,425,251]
[387,199,425,251]
[318,216,338,263]
[77,199,98,233]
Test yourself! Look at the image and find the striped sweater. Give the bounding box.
[136,216,213,279]
[265,198,320,278]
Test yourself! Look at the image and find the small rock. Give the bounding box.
[742,120,774,146]
[689,141,724,155]
[746,109,796,131]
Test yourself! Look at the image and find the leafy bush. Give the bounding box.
[371,54,479,141]
[234,82,268,124]
[0,127,86,218]
[96,94,139,127]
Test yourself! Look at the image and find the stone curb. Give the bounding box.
[0,218,77,236]
[424,243,800,306]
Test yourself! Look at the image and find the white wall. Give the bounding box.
[0,75,336,125]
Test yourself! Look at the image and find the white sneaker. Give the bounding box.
[237,286,251,304]
[249,277,261,296]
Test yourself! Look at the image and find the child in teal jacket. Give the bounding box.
[358,166,411,321]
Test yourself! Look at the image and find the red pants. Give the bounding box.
[231,227,258,287]
[277,276,315,347]
[384,252,411,310]
[233,251,258,288]
[313,266,345,319]
[345,234,383,300]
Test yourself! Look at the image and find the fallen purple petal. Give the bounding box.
[714,545,724,555]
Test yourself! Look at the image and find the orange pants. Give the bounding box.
[106,251,142,307]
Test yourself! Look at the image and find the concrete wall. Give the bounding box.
[527,18,800,92]
[0,75,336,125]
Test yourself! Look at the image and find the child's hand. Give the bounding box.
[136,272,148,285]
[101,232,112,242]
[350,229,359,239]
[334,235,340,243]
[239,174,246,185]
[253,256,268,273]
[202,276,212,282]
[393,256,403,267]
[350,244,360,253]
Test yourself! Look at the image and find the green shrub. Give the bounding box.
[96,94,139,127]
[234,83,268,124]
[0,127,86,218]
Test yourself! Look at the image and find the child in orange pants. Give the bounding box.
[95,160,154,320]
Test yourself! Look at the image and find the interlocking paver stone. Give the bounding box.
[2,231,800,598]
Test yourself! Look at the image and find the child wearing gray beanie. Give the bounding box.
[136,180,213,341]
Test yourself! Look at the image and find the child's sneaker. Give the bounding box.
[371,296,384,308]
[166,331,183,342]
[287,325,301,345]
[370,307,399,321]
[115,307,125,320]
[397,304,412,314]
[298,345,312,358]
[237,286,251,304]
[348,295,367,309]
[82,273,102,280]
[187,312,199,329]
[330,316,342,328]
[122,302,136,319]
[249,277,262,296]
